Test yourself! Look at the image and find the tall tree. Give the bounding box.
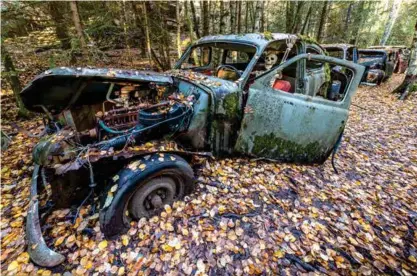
[190,1,200,38]
[286,1,296,33]
[69,1,86,49]
[230,1,236,33]
[316,0,329,42]
[301,4,312,35]
[237,1,242,33]
[344,2,353,37]
[380,0,401,45]
[253,1,263,32]
[245,2,249,32]
[48,2,70,49]
[185,1,195,42]
[291,1,306,33]
[1,45,30,118]
[176,0,182,58]
[202,1,209,36]
[219,0,225,34]
[142,1,153,67]
[394,20,417,99]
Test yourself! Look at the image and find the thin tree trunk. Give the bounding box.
[291,1,305,33]
[380,0,401,45]
[245,1,249,33]
[1,46,30,118]
[202,1,209,36]
[344,2,353,35]
[286,1,295,33]
[219,0,225,34]
[351,1,367,44]
[69,1,86,49]
[48,2,70,49]
[176,0,182,58]
[142,2,153,68]
[209,1,216,34]
[190,1,200,38]
[230,1,236,33]
[301,4,312,35]
[253,1,263,32]
[260,1,265,32]
[394,20,417,99]
[131,3,147,58]
[316,0,329,42]
[185,1,194,42]
[237,1,242,33]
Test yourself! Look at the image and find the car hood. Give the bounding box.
[21,67,239,114]
[20,67,173,113]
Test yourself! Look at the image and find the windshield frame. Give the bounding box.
[174,41,262,88]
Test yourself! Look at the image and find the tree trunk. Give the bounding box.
[394,20,417,100]
[142,2,153,68]
[185,1,195,42]
[209,1,216,34]
[291,1,306,33]
[219,0,225,34]
[286,1,296,33]
[190,1,200,38]
[245,1,249,33]
[237,1,242,33]
[301,4,312,35]
[253,1,263,32]
[380,0,401,45]
[202,1,209,36]
[351,0,366,45]
[131,3,147,58]
[48,2,71,49]
[344,2,353,36]
[69,1,86,49]
[1,46,30,118]
[316,0,329,42]
[260,1,265,32]
[230,1,236,33]
[176,0,182,58]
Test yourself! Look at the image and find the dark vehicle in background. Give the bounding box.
[369,45,411,73]
[21,33,364,267]
[358,49,394,85]
[322,44,359,63]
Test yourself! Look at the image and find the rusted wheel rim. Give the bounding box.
[128,177,176,219]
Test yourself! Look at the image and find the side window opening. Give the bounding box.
[269,58,354,102]
[306,47,324,70]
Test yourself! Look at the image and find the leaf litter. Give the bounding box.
[1,74,417,275]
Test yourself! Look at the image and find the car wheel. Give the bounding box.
[99,153,194,238]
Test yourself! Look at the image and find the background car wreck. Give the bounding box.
[20,33,365,267]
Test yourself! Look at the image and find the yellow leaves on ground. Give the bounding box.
[98,240,108,250]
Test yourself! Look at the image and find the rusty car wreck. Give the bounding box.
[21,33,364,267]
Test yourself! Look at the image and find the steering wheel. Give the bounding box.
[215,65,242,80]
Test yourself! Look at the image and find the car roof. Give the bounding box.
[195,33,299,48]
[322,44,356,50]
[358,49,387,53]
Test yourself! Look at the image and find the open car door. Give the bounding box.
[235,54,365,164]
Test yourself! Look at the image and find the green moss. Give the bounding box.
[262,31,274,41]
[252,133,322,162]
[222,93,240,119]
[296,34,319,45]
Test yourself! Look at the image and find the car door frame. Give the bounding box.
[234,54,365,163]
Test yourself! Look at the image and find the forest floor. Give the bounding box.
[1,73,417,275]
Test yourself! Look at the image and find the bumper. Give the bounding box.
[26,165,65,267]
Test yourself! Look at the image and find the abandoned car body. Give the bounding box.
[322,44,359,63]
[358,49,394,85]
[21,33,365,266]
[369,45,411,73]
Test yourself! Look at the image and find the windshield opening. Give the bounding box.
[178,42,257,81]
